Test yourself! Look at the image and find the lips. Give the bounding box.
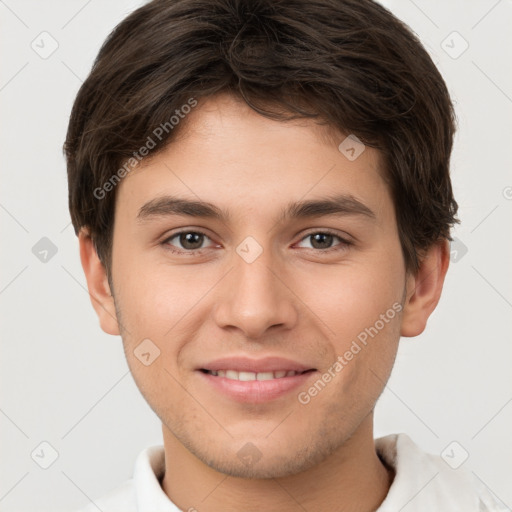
[202,369,307,380]
[196,356,318,403]
[198,356,316,374]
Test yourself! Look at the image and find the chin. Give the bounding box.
[193,434,339,479]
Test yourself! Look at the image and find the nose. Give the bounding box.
[212,247,299,340]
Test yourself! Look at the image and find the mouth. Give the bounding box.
[196,358,318,403]
[199,368,316,381]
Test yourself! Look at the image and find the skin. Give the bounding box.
[80,93,450,512]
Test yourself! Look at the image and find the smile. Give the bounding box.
[197,368,317,403]
[201,369,312,380]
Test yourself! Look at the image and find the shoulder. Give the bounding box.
[471,474,510,512]
[375,433,507,511]
[71,444,178,512]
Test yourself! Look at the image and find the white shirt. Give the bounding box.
[74,433,505,511]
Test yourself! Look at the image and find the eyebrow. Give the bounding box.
[136,194,376,224]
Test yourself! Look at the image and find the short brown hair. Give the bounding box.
[64,0,459,277]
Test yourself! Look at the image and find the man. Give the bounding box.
[64,0,503,510]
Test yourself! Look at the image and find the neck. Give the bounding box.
[160,414,394,512]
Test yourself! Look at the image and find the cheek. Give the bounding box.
[112,260,222,385]
[112,254,199,335]
[290,249,404,392]
[304,309,401,424]
[292,254,404,338]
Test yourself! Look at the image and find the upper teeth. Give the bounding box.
[207,370,300,380]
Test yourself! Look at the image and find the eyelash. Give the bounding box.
[161,229,353,255]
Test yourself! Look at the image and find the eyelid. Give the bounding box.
[161,229,218,253]
[294,229,353,249]
[161,228,353,255]
[298,227,352,240]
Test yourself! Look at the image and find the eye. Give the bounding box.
[161,229,352,255]
[163,230,216,253]
[296,231,352,251]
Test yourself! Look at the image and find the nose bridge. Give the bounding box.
[212,240,298,338]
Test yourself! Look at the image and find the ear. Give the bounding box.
[400,239,450,337]
[78,228,120,335]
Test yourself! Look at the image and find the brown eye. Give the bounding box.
[296,231,350,251]
[309,233,334,249]
[178,232,204,250]
[164,231,214,252]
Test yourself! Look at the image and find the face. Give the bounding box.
[106,94,409,478]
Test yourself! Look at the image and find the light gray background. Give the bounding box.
[1,1,511,511]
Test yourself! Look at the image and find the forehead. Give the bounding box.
[116,94,391,224]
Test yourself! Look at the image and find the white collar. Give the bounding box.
[129,433,501,511]
[374,433,491,511]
